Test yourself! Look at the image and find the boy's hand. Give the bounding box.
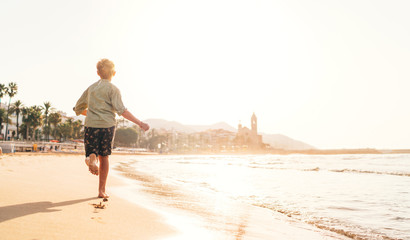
[140,122,150,131]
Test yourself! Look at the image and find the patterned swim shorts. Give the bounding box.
[84,126,115,157]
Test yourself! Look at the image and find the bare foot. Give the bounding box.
[88,154,99,175]
[98,192,110,198]
[85,157,90,166]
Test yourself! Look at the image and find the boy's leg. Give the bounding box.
[84,127,100,175]
[97,126,115,198]
[98,155,109,198]
[88,154,99,175]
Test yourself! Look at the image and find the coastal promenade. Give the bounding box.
[0,141,83,154]
[0,141,153,155]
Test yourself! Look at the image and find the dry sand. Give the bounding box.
[0,153,176,240]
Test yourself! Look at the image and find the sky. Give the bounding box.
[1,0,410,149]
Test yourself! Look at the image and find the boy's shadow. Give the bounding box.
[0,197,97,223]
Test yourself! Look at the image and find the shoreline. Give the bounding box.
[3,147,410,158]
[111,157,352,240]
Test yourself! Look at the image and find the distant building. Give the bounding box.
[198,129,236,152]
[236,113,263,149]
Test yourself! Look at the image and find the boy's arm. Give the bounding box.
[73,88,89,116]
[121,110,150,131]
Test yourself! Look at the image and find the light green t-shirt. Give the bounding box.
[74,79,126,128]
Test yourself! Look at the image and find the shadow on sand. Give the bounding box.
[0,197,97,223]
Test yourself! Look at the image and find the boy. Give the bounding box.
[74,58,149,198]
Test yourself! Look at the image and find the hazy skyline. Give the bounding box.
[1,0,410,149]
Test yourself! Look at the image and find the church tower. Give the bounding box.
[251,112,257,134]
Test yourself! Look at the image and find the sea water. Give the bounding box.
[113,154,410,240]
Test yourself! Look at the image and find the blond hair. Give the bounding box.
[96,58,115,79]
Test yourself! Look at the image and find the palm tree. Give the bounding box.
[57,121,73,141]
[65,118,74,139]
[4,82,18,140]
[0,84,6,137]
[22,106,43,141]
[9,100,24,140]
[43,101,52,141]
[22,107,31,140]
[30,106,43,140]
[49,112,62,140]
[0,83,6,106]
[72,120,83,139]
[0,108,11,140]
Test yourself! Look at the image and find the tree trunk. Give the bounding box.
[16,112,19,140]
[45,115,48,141]
[4,99,10,141]
[26,124,30,140]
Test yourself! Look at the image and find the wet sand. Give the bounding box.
[0,153,175,240]
[112,157,352,240]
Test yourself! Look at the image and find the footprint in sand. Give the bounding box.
[92,201,107,209]
[91,217,105,224]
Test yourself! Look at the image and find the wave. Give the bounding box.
[308,221,401,240]
[255,203,401,240]
[248,164,410,177]
[329,169,410,177]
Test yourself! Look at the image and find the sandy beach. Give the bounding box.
[0,153,176,240]
[0,153,358,240]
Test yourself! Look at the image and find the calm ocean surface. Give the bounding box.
[114,154,410,240]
